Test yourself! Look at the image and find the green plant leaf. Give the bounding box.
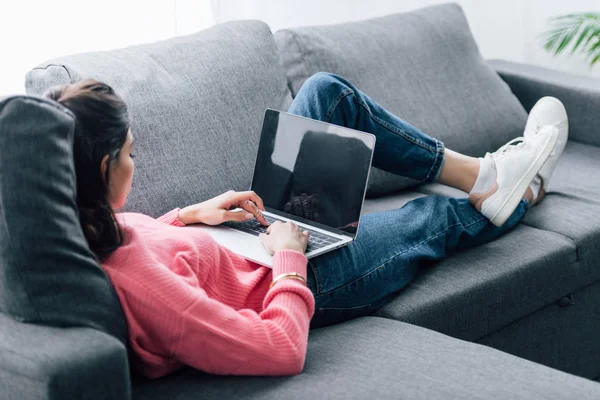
[542,12,600,67]
[572,23,593,53]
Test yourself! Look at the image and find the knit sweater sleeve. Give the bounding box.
[174,250,315,376]
[156,208,186,227]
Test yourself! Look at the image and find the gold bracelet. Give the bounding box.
[270,272,307,288]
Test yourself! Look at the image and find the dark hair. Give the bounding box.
[44,79,130,259]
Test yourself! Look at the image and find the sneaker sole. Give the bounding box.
[489,131,559,227]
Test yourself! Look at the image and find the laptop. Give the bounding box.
[191,109,376,267]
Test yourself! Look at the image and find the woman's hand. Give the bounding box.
[259,221,309,255]
[178,190,269,226]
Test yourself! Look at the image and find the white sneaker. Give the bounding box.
[523,97,569,191]
[469,129,558,227]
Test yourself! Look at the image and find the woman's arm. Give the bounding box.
[157,190,269,227]
[156,208,186,227]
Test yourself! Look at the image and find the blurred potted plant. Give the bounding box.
[543,13,600,66]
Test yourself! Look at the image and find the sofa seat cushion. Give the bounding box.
[131,317,600,400]
[520,141,600,279]
[275,3,528,196]
[362,190,426,214]
[477,279,600,379]
[26,21,292,217]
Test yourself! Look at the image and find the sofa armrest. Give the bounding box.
[0,313,131,400]
[489,59,600,147]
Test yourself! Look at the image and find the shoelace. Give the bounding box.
[492,137,525,157]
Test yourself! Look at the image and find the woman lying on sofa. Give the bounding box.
[43,72,568,378]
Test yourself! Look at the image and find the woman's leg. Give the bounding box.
[306,196,529,328]
[288,72,538,201]
[288,72,479,193]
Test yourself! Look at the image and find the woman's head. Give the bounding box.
[44,79,134,258]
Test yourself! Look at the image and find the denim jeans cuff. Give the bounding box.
[426,139,445,183]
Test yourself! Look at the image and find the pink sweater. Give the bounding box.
[101,209,315,378]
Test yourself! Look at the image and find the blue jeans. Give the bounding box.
[287,72,529,328]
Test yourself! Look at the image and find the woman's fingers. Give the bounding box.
[230,190,268,226]
[258,233,273,255]
[267,220,282,234]
[238,199,269,226]
[232,191,265,211]
[223,210,254,222]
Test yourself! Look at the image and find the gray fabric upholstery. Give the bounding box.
[25,21,291,218]
[478,280,600,380]
[0,312,130,400]
[275,3,528,196]
[132,317,600,400]
[374,222,580,341]
[547,141,600,198]
[521,141,600,279]
[0,96,126,342]
[490,59,600,147]
[362,191,426,215]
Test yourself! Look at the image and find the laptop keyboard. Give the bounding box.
[222,214,343,253]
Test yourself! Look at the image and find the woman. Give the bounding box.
[44,72,568,378]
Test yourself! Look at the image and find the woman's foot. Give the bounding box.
[468,127,558,227]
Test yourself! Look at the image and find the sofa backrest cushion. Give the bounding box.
[275,3,528,196]
[26,21,292,217]
[0,96,127,343]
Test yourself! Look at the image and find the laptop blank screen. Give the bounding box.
[251,110,375,236]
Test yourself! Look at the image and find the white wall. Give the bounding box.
[213,0,600,78]
[1,0,599,97]
[0,0,215,97]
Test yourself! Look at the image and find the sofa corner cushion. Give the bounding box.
[275,3,527,196]
[0,95,126,343]
[25,20,292,217]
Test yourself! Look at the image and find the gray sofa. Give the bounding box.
[1,3,599,399]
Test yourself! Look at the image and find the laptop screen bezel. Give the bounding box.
[249,108,376,239]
